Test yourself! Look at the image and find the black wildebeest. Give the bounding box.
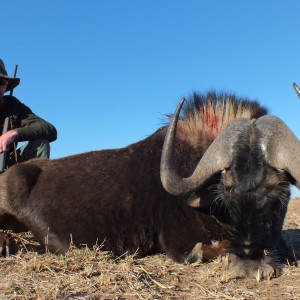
[0,91,297,280]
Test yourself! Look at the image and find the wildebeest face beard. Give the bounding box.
[228,193,273,259]
[225,187,289,260]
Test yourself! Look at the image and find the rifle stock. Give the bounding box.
[0,116,11,172]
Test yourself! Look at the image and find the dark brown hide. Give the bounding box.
[0,130,229,262]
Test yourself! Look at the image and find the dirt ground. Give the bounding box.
[0,200,300,300]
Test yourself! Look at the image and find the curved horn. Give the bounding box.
[256,115,300,188]
[293,83,300,99]
[160,99,252,196]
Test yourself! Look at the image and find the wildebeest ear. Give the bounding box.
[186,193,201,207]
[186,191,212,208]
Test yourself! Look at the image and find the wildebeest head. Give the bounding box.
[160,99,299,278]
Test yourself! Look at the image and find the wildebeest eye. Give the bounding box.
[265,222,272,230]
[262,197,283,213]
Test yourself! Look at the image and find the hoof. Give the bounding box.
[0,232,17,257]
[228,253,277,281]
[186,242,203,263]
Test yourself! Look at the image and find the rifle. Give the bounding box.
[0,65,18,173]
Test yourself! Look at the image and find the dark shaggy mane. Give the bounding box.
[166,90,269,152]
[181,90,268,120]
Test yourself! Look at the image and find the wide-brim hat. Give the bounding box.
[0,59,20,92]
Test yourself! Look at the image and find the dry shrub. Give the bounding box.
[0,200,300,299]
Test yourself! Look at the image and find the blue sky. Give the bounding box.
[2,1,300,194]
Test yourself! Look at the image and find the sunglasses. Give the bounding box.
[0,79,8,86]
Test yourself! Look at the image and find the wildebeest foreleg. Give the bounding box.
[0,232,17,257]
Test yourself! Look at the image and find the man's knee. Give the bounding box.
[20,139,51,162]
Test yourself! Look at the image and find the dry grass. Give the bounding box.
[1,200,300,299]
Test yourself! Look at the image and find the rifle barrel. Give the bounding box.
[9,65,18,98]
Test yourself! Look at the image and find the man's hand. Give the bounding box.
[0,129,18,153]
